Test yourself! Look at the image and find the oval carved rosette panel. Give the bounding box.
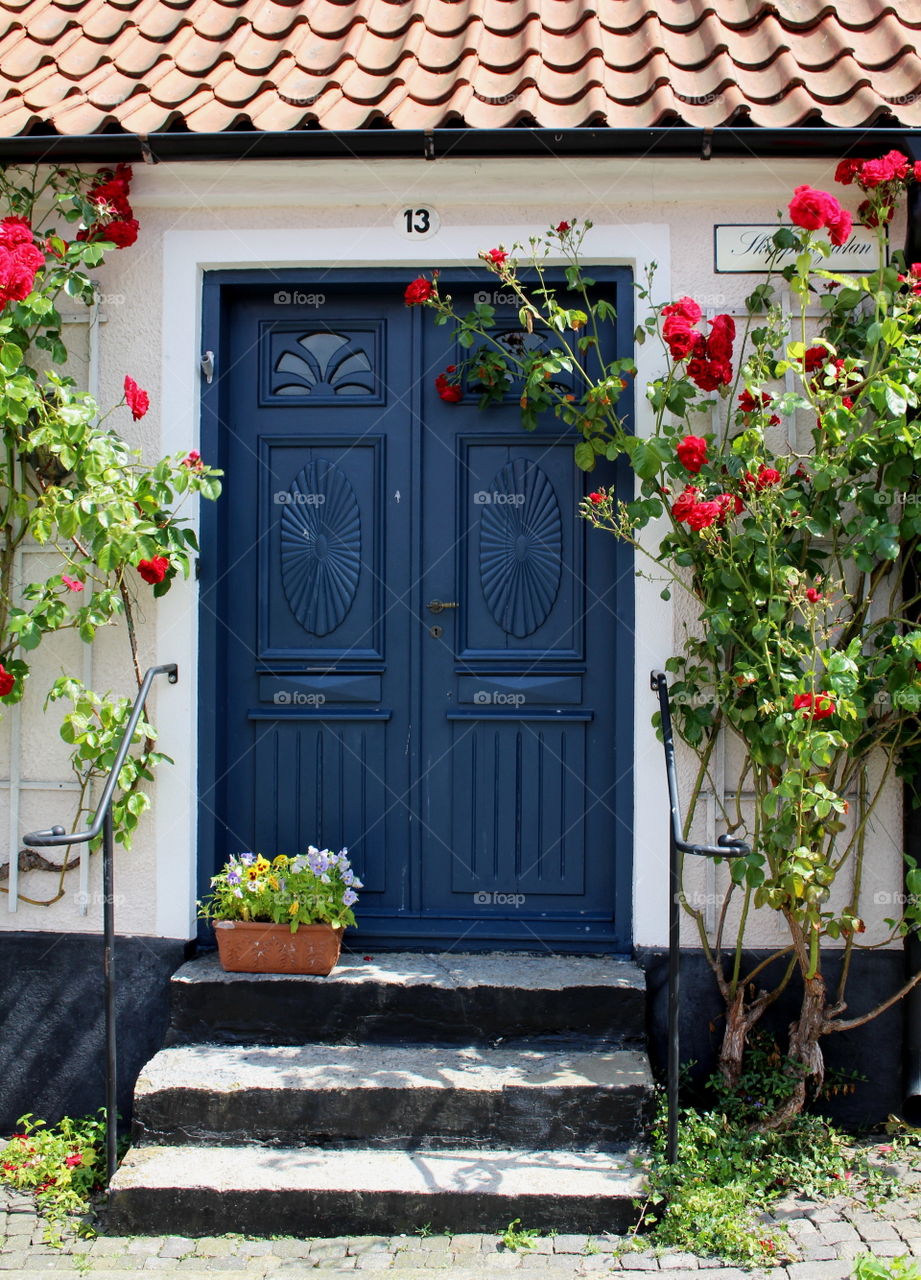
[280,458,362,636]
[479,458,563,638]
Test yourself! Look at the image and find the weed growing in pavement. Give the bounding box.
[500,1218,539,1252]
[634,1041,901,1264]
[0,1113,109,1245]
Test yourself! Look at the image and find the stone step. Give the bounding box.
[133,1042,654,1150]
[167,950,646,1047]
[107,1142,646,1237]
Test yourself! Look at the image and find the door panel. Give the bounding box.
[201,272,632,950]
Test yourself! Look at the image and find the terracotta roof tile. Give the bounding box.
[1,0,920,138]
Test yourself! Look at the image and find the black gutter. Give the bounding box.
[0,125,919,166]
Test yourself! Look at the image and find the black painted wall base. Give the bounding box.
[636,946,906,1128]
[0,932,190,1133]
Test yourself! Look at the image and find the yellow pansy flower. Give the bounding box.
[255,856,271,874]
[273,855,289,868]
[288,900,299,916]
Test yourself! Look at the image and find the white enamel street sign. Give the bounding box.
[714,223,880,274]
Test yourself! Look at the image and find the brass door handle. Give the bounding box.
[426,600,459,614]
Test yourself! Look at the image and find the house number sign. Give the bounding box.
[395,206,440,240]
[714,223,880,274]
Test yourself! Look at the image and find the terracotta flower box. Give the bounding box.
[213,920,343,975]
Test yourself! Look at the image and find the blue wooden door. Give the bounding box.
[200,272,632,950]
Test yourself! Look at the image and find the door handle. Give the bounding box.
[426,600,458,614]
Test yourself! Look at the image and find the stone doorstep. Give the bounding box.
[165,952,647,1048]
[106,1143,648,1238]
[131,1041,653,1149]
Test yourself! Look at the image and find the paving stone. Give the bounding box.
[618,1257,660,1272]
[310,1243,352,1261]
[659,1255,699,1270]
[816,1222,860,1244]
[355,1254,396,1271]
[159,1239,197,1259]
[787,1262,853,1279]
[91,1237,131,1254]
[143,1259,181,1270]
[784,1218,818,1238]
[238,1240,278,1257]
[349,1239,393,1256]
[0,1254,29,1270]
[268,1240,312,1258]
[551,1235,591,1254]
[854,1219,902,1242]
[798,1245,838,1261]
[449,1236,490,1252]
[867,1241,911,1258]
[311,1259,357,1271]
[194,1239,238,1257]
[129,1237,167,1254]
[898,1220,921,1240]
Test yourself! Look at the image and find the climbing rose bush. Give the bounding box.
[409,152,921,1126]
[0,164,221,904]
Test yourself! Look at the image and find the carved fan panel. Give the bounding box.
[479,459,563,638]
[267,328,379,401]
[280,459,361,636]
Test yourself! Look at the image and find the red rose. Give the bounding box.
[860,150,910,188]
[805,587,822,603]
[803,346,827,373]
[181,450,203,469]
[739,389,772,413]
[662,297,701,324]
[0,216,34,249]
[793,691,835,720]
[826,205,853,246]
[707,314,735,363]
[685,500,720,531]
[662,314,702,361]
[788,185,840,230]
[485,248,508,265]
[0,238,44,311]
[435,372,462,403]
[756,466,782,489]
[588,491,605,504]
[834,158,861,186]
[714,492,742,522]
[858,198,892,228]
[841,396,854,410]
[676,435,708,474]
[687,356,731,391]
[124,375,149,421]
[101,218,139,249]
[137,556,169,585]
[556,221,571,234]
[404,277,434,306]
[671,486,699,522]
[0,665,14,697]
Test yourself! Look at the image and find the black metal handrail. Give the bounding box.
[23,662,179,1184]
[650,670,750,1162]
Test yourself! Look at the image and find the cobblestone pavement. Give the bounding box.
[4,1169,921,1280]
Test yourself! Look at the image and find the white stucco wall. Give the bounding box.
[0,153,904,950]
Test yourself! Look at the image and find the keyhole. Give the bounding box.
[429,624,444,639]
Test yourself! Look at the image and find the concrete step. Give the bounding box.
[133,1043,654,1150]
[107,1142,646,1237]
[167,950,646,1047]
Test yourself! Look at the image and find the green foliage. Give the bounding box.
[420,169,921,1119]
[198,849,361,932]
[0,1112,107,1245]
[499,1219,539,1252]
[0,164,222,883]
[641,1089,846,1262]
[853,1256,921,1280]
